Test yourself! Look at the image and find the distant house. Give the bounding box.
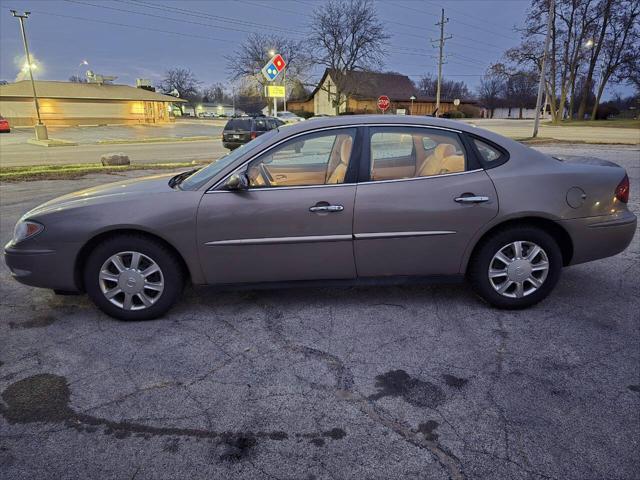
[490,98,550,120]
[287,69,473,116]
[181,102,239,117]
[0,80,185,127]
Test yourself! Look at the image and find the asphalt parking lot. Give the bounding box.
[0,144,638,479]
[0,119,225,146]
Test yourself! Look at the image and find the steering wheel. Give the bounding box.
[258,163,274,187]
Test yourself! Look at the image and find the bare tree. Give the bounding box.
[310,0,389,114]
[417,74,471,100]
[590,0,640,119]
[477,65,506,118]
[225,33,311,112]
[576,0,614,119]
[505,70,539,118]
[201,83,230,104]
[158,68,202,114]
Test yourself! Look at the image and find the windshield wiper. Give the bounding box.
[168,168,199,188]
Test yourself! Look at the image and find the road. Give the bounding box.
[0,144,638,479]
[0,139,228,167]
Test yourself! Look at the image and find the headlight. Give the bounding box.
[13,220,44,244]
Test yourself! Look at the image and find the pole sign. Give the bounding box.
[264,85,286,98]
[377,95,390,112]
[261,54,286,82]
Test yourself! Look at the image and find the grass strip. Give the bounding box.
[0,162,206,182]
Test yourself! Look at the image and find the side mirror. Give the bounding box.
[224,173,249,191]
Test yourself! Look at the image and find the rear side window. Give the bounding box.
[369,127,467,181]
[224,119,251,130]
[473,139,502,163]
[254,118,269,131]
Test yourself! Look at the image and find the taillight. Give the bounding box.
[615,174,629,203]
[250,131,257,139]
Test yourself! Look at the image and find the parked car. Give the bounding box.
[0,115,10,133]
[222,116,283,150]
[5,115,635,320]
[276,111,304,123]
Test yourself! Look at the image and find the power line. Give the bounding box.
[5,7,238,44]
[425,0,521,40]
[63,0,308,38]
[123,0,308,36]
[384,0,516,50]
[387,0,521,41]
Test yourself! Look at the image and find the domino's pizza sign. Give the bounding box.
[261,54,286,82]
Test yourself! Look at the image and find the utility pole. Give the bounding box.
[532,0,554,138]
[434,9,452,118]
[283,67,287,112]
[11,10,48,140]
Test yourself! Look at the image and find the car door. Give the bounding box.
[353,126,498,277]
[197,127,360,285]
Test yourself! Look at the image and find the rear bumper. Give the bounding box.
[4,241,80,292]
[560,210,637,265]
[222,141,244,149]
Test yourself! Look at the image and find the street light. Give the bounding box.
[11,10,48,140]
[77,60,88,81]
[410,95,416,115]
[584,38,595,48]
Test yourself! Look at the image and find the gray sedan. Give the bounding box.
[4,116,636,320]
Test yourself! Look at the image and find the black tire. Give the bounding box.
[468,225,562,309]
[84,234,184,321]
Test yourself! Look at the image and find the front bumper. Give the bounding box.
[4,241,81,292]
[560,210,637,265]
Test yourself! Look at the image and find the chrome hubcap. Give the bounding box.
[99,251,164,311]
[488,241,549,298]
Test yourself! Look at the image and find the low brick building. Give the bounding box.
[288,69,472,116]
[0,80,185,127]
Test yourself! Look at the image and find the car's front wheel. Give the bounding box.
[468,226,562,309]
[84,235,184,320]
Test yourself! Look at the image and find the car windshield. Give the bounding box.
[180,129,278,190]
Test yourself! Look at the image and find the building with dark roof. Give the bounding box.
[288,69,473,116]
[0,80,185,126]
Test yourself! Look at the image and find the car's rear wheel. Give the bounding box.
[468,226,562,309]
[84,235,184,320]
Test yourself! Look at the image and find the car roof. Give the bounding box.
[277,114,521,150]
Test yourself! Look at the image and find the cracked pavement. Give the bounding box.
[0,144,638,479]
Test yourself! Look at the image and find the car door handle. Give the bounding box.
[309,205,344,212]
[454,195,490,204]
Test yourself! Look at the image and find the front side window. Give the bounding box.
[369,127,467,181]
[247,129,356,188]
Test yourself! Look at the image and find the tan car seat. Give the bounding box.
[415,143,464,177]
[326,136,353,184]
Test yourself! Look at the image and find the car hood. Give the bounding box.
[25,172,177,217]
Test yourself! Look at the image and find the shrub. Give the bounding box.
[442,110,465,119]
[459,104,482,118]
[594,104,620,120]
[291,110,314,119]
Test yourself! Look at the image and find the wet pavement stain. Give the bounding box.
[8,315,57,330]
[627,385,640,393]
[0,374,346,454]
[369,370,446,408]
[417,420,439,441]
[219,436,257,462]
[442,374,468,389]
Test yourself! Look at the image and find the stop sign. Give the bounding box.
[377,95,390,112]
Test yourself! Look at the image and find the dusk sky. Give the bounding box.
[0,0,632,99]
